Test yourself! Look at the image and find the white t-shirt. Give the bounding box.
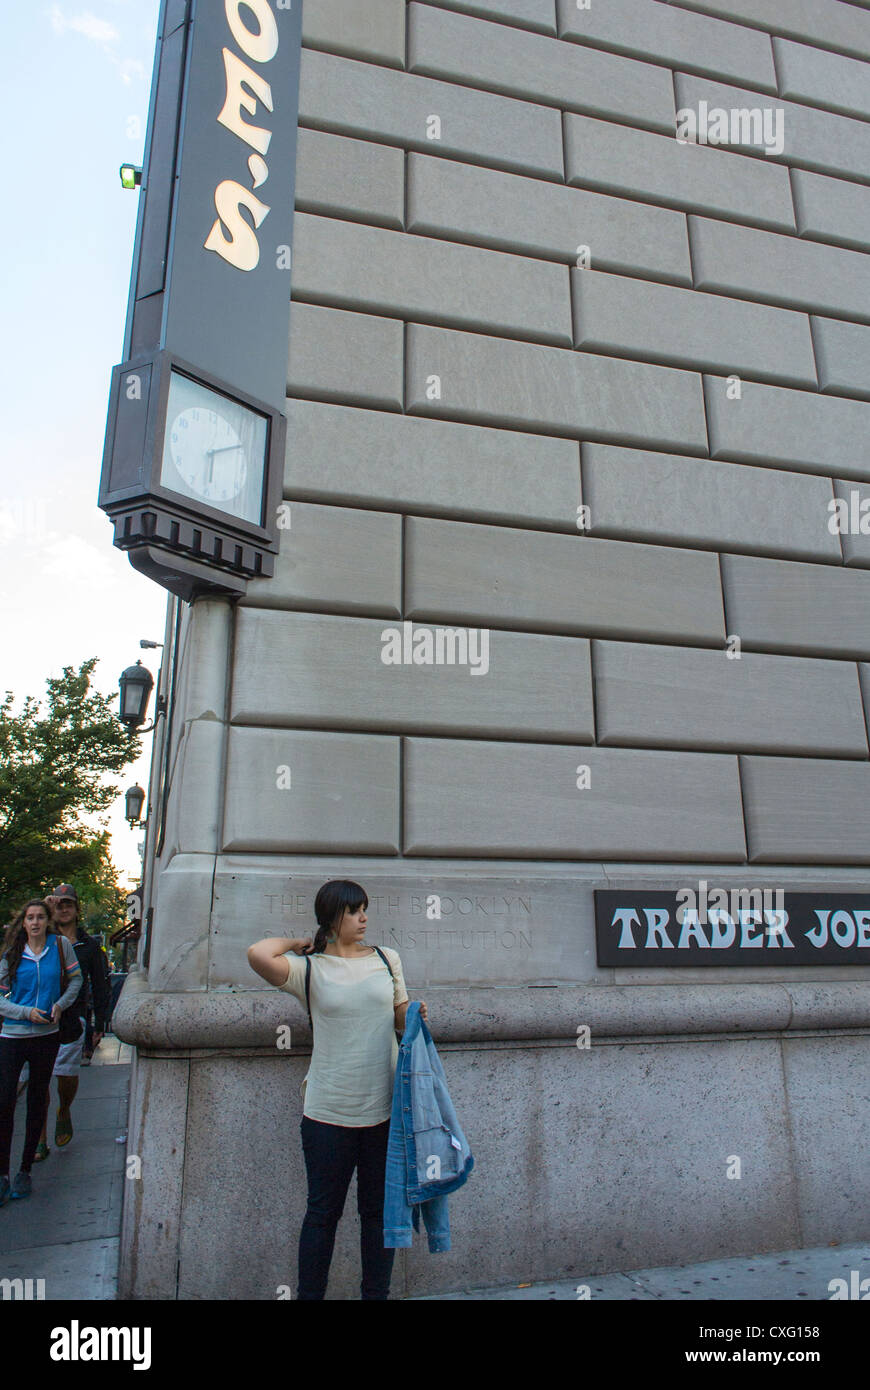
[280,947,408,1127]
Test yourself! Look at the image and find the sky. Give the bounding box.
[0,2,167,887]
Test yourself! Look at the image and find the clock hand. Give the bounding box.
[205,444,244,456]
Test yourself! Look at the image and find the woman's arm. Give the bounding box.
[0,957,50,1021]
[56,945,83,1013]
[394,999,427,1032]
[388,950,426,1032]
[247,937,312,987]
[0,961,27,1017]
[0,996,34,1021]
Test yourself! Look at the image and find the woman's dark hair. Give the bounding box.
[2,899,55,991]
[312,881,368,953]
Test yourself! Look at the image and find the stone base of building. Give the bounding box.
[116,971,870,1300]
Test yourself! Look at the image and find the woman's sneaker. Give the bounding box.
[10,1172,31,1200]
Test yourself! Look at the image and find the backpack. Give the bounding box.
[56,936,83,1043]
[304,946,395,1032]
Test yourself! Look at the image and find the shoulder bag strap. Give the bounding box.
[371,946,403,1042]
[57,934,68,1000]
[371,945,394,980]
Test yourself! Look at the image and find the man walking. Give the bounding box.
[81,938,110,1064]
[33,885,110,1158]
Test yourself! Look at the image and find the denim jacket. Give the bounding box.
[383,1002,474,1252]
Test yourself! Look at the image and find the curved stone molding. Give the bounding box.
[113,969,870,1051]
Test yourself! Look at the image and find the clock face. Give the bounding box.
[159,372,268,526]
[171,407,246,503]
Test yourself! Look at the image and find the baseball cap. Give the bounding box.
[52,884,79,902]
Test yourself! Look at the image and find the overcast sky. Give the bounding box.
[1,2,167,886]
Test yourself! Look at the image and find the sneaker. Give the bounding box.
[10,1172,31,1200]
[80,1056,91,1067]
[0,1176,10,1207]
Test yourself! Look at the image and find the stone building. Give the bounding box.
[116,0,870,1299]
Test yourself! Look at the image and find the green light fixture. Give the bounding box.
[119,164,143,190]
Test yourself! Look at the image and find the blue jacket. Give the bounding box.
[0,935,82,1038]
[383,1002,473,1252]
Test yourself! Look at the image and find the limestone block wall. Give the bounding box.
[120,0,870,1297]
[230,0,870,877]
[140,0,870,982]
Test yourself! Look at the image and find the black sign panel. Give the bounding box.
[595,890,870,967]
[160,0,302,413]
[100,0,301,596]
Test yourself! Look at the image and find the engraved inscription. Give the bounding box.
[261,891,533,948]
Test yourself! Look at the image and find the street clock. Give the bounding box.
[100,350,285,600]
[98,0,302,601]
[162,373,266,522]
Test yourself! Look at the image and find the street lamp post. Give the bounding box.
[118,660,164,731]
[125,784,147,828]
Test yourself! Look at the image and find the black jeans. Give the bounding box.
[0,1033,61,1174]
[297,1116,395,1300]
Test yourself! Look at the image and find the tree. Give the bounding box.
[79,836,131,956]
[0,659,141,925]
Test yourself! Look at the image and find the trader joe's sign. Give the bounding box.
[595,889,870,967]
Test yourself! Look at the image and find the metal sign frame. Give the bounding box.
[99,0,302,598]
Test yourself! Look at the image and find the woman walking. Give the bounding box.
[0,900,82,1203]
[247,879,426,1300]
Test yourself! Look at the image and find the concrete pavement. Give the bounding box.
[406,1242,870,1300]
[0,1036,131,1301]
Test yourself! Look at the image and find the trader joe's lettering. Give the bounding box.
[594,891,870,967]
[204,0,280,271]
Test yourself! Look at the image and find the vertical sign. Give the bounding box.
[99,0,302,597]
[119,0,302,412]
[161,0,302,413]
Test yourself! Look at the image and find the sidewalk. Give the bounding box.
[407,1243,870,1300]
[0,1036,131,1300]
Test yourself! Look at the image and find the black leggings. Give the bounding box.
[297,1116,395,1300]
[0,1033,61,1175]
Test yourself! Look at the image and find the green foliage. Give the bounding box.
[0,659,140,925]
[80,839,130,953]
